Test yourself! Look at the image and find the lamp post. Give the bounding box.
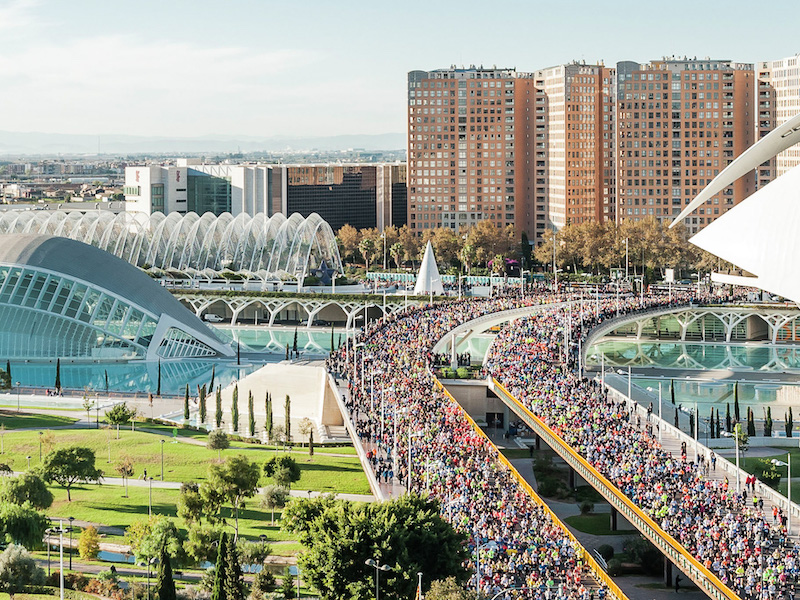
[408,429,423,493]
[520,270,530,299]
[552,228,558,291]
[771,454,791,535]
[160,439,165,481]
[68,516,74,570]
[148,477,153,516]
[26,455,31,470]
[475,541,498,599]
[59,520,65,600]
[147,556,158,600]
[722,423,742,493]
[16,381,20,412]
[365,558,391,600]
[381,231,387,271]
[39,431,43,462]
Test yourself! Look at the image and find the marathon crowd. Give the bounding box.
[484,294,798,600]
[330,292,612,599]
[327,287,714,599]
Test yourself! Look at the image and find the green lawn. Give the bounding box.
[0,429,370,493]
[740,448,800,500]
[0,410,79,430]
[564,513,638,536]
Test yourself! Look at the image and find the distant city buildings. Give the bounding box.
[123,160,407,231]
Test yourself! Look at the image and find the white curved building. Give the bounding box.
[0,210,342,282]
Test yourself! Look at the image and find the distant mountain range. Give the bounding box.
[0,130,406,156]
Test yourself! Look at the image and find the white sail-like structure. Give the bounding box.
[671,111,800,303]
[413,241,445,296]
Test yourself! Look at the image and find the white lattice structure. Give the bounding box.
[0,210,341,282]
[175,293,422,327]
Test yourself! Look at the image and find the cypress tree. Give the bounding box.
[709,407,715,438]
[330,324,335,354]
[765,406,773,437]
[55,358,61,391]
[689,410,695,438]
[104,369,109,394]
[155,542,176,600]
[199,384,207,424]
[184,384,190,421]
[5,360,9,381]
[215,386,223,428]
[716,410,722,440]
[284,394,291,443]
[674,407,679,428]
[224,533,245,600]
[232,385,239,432]
[211,532,228,600]
[309,428,314,456]
[265,392,273,443]
[157,359,162,396]
[670,379,675,404]
[285,343,289,360]
[248,391,255,437]
[293,328,298,354]
[209,364,216,391]
[787,406,794,438]
[726,402,732,433]
[734,382,740,422]
[747,407,756,437]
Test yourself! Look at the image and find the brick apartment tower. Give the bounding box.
[616,58,756,235]
[406,67,538,239]
[533,62,616,233]
[757,53,800,180]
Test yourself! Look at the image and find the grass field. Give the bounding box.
[0,429,370,494]
[0,410,79,430]
[563,513,637,536]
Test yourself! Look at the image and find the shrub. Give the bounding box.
[606,558,622,576]
[623,536,662,575]
[536,476,561,498]
[455,367,469,379]
[579,501,594,515]
[597,544,614,560]
[760,459,781,489]
[78,525,101,559]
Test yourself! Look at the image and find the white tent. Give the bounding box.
[413,241,445,296]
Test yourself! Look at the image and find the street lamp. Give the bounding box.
[147,556,158,600]
[26,455,31,470]
[475,541,498,599]
[68,517,74,570]
[520,270,530,299]
[15,381,20,412]
[365,558,392,600]
[721,423,742,493]
[58,520,65,600]
[407,429,424,493]
[160,439,165,481]
[39,431,43,462]
[381,231,387,271]
[148,477,154,516]
[771,454,791,535]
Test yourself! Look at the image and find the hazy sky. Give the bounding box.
[1,0,798,138]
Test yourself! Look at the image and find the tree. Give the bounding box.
[82,396,94,424]
[282,494,468,600]
[426,577,472,600]
[208,430,230,460]
[284,395,291,444]
[309,429,314,457]
[216,387,223,428]
[389,242,405,269]
[0,472,53,509]
[126,515,186,565]
[156,359,162,396]
[0,544,44,600]
[248,391,255,438]
[106,402,137,439]
[184,522,224,565]
[263,455,300,489]
[177,482,205,526]
[199,385,207,424]
[184,385,190,421]
[209,365,216,392]
[261,484,289,525]
[115,455,134,498]
[726,403,732,433]
[5,360,10,382]
[224,533,245,600]
[764,406,774,437]
[358,237,375,271]
[337,224,359,264]
[0,503,49,548]
[264,392,273,443]
[279,568,294,600]
[747,407,757,437]
[786,407,794,438]
[231,385,239,433]
[204,455,261,539]
[41,446,101,501]
[78,525,101,560]
[298,418,313,448]
[211,532,228,600]
[734,382,740,422]
[54,358,61,391]
[155,541,176,600]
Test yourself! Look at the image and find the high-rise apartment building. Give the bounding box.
[616,58,756,234]
[533,62,616,231]
[406,67,538,238]
[757,53,800,179]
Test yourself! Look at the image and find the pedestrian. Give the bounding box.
[675,575,681,593]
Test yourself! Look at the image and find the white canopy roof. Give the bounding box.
[413,241,445,295]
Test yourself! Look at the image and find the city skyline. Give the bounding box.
[1,0,799,141]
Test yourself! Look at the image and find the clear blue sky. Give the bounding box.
[1,0,797,138]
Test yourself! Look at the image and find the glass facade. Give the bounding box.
[187,173,231,215]
[0,264,160,359]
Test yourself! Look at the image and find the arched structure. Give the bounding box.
[0,210,342,282]
[0,234,233,360]
[670,112,800,303]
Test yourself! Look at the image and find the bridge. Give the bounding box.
[587,303,800,346]
[173,291,424,328]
